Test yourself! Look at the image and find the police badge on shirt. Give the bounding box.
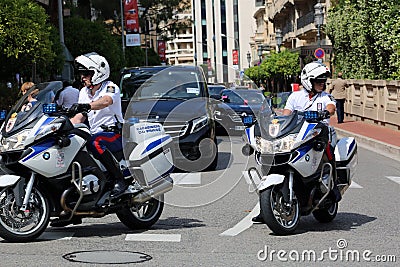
[107,85,115,93]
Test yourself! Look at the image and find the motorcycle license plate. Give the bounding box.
[243,116,253,124]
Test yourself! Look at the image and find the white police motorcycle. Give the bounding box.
[243,104,357,235]
[0,81,174,242]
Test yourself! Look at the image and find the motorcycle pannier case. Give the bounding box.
[334,137,357,183]
[126,122,174,186]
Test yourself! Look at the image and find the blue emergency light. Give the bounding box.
[43,103,57,114]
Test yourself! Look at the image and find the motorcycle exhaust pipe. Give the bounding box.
[132,176,173,203]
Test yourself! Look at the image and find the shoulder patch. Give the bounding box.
[107,85,115,93]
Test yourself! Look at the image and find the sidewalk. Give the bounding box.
[330,116,400,162]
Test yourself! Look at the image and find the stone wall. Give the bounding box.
[328,79,400,130]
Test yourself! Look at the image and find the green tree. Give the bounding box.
[63,17,124,81]
[0,0,63,83]
[326,0,400,79]
[244,50,300,91]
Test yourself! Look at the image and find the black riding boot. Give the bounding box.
[100,149,128,198]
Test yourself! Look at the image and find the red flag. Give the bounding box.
[158,40,166,62]
[232,49,238,65]
[124,0,139,33]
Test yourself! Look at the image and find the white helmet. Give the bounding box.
[300,62,330,92]
[75,52,110,85]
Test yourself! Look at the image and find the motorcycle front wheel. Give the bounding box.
[260,186,300,235]
[0,185,50,242]
[117,195,164,229]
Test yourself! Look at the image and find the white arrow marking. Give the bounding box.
[220,203,260,237]
[386,176,400,185]
[349,181,363,188]
[171,173,201,185]
[125,233,181,242]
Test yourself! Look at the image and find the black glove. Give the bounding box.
[318,110,331,120]
[69,103,91,116]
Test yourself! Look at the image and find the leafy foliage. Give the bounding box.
[326,0,400,79]
[244,50,300,89]
[0,0,63,83]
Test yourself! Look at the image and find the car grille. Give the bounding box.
[160,121,189,139]
[229,113,242,122]
[230,112,256,123]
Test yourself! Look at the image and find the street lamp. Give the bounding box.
[247,51,251,68]
[275,29,283,53]
[257,45,263,86]
[314,0,324,48]
[257,45,263,64]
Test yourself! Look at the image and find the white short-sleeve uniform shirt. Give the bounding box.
[78,81,123,134]
[284,89,336,123]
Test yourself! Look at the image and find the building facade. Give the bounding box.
[263,0,332,69]
[191,0,258,84]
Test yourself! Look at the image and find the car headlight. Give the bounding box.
[35,122,63,141]
[0,129,31,152]
[256,134,297,153]
[191,116,208,134]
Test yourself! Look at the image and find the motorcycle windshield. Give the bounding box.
[258,90,304,140]
[1,81,63,136]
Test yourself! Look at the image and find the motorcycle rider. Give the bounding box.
[51,52,127,227]
[70,52,127,197]
[253,61,339,223]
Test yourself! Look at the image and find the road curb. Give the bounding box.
[335,128,400,162]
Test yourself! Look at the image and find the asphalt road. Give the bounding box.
[0,136,398,266]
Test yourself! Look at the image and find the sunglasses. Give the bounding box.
[79,70,94,77]
[313,78,327,84]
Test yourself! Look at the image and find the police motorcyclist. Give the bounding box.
[253,61,340,223]
[70,52,127,198]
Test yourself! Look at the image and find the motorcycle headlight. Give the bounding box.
[256,134,297,153]
[191,116,208,134]
[0,129,31,152]
[35,122,63,141]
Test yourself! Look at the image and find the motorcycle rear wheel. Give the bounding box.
[312,202,338,223]
[260,186,300,235]
[117,195,164,229]
[0,185,50,242]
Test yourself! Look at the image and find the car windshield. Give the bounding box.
[208,85,225,96]
[132,68,205,100]
[120,67,168,99]
[221,90,265,105]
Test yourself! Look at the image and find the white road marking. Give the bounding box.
[125,233,181,242]
[171,173,201,185]
[349,181,363,188]
[386,176,400,185]
[220,203,260,237]
[39,232,74,240]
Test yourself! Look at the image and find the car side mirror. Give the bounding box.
[222,96,230,103]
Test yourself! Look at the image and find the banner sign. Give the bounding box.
[232,49,239,66]
[124,0,139,34]
[158,40,166,62]
[126,34,141,47]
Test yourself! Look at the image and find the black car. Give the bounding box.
[123,65,218,172]
[215,88,267,134]
[119,66,170,111]
[207,84,226,100]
